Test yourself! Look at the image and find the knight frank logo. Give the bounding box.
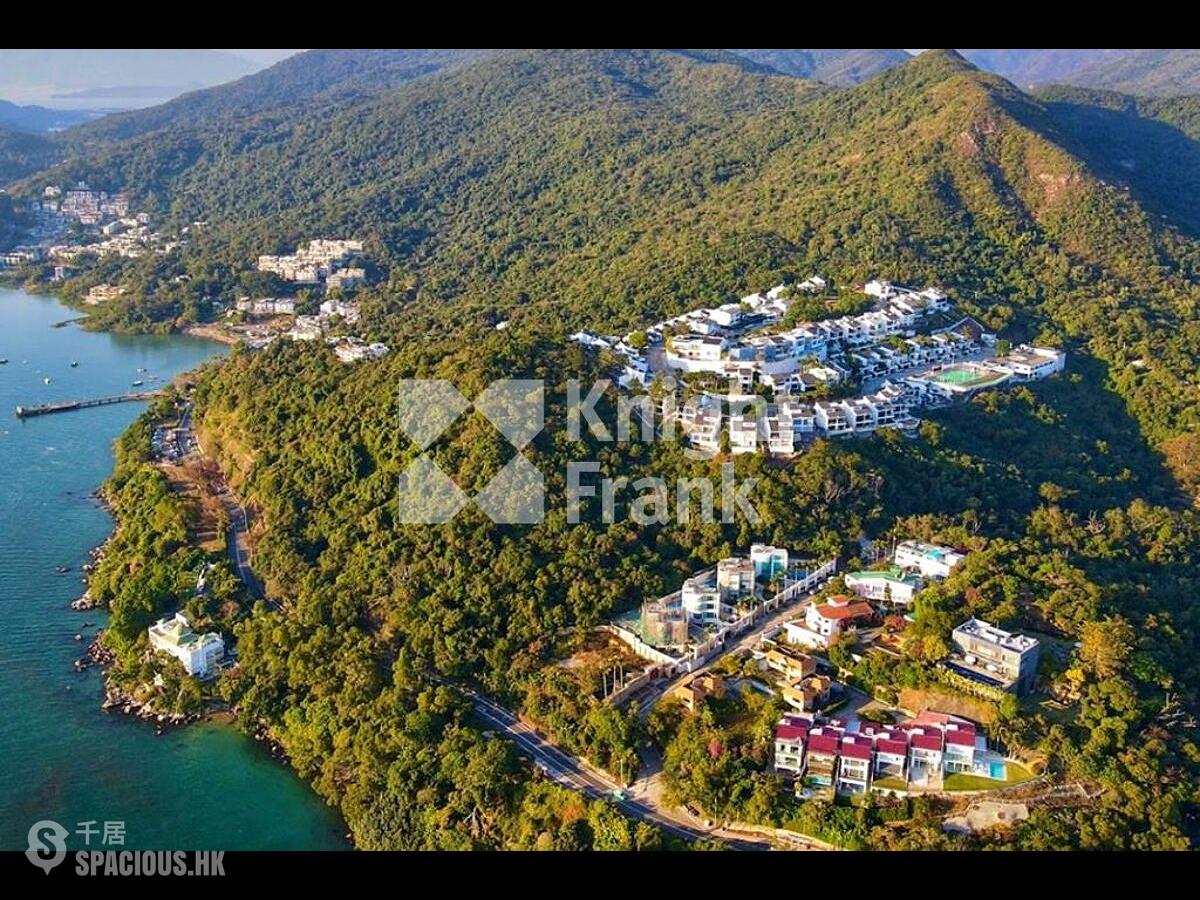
[397,379,545,524]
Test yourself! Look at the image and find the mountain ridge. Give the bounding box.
[729,49,912,84]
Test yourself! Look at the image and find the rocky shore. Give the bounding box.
[71,634,205,733]
[249,721,291,763]
[70,540,110,610]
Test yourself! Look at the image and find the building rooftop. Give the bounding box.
[846,566,922,586]
[954,617,1039,653]
[776,724,809,742]
[813,596,873,621]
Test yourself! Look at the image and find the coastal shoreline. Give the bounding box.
[183,323,241,345]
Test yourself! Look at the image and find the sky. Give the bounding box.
[0,50,305,110]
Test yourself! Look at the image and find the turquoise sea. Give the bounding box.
[0,288,346,850]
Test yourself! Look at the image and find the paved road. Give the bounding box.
[460,686,771,851]
[175,402,266,603]
[223,499,264,600]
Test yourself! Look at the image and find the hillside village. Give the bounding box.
[589,534,1044,812]
[0,183,186,281]
[572,277,1066,456]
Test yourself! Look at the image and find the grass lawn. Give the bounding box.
[872,776,908,791]
[943,761,1035,792]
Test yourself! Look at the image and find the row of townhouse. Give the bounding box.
[811,382,917,437]
[236,297,297,316]
[848,328,985,380]
[674,343,1062,460]
[670,380,921,456]
[0,246,42,267]
[774,709,1006,794]
[658,280,950,378]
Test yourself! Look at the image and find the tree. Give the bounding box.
[1078,617,1136,680]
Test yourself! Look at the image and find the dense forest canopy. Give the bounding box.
[10,48,1200,850]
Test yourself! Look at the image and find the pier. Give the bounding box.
[15,391,161,418]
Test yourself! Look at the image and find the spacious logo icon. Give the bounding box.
[397,379,544,524]
[26,819,69,874]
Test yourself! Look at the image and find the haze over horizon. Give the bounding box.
[0,49,304,111]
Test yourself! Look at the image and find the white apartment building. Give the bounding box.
[681,574,725,624]
[750,544,789,580]
[814,400,855,436]
[679,398,723,453]
[990,346,1066,381]
[665,335,728,373]
[728,410,760,454]
[319,299,361,324]
[716,557,756,601]
[951,618,1041,694]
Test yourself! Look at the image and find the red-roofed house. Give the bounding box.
[787,595,875,649]
[870,730,910,782]
[942,725,979,773]
[774,723,809,775]
[837,735,874,794]
[905,726,945,786]
[805,728,841,788]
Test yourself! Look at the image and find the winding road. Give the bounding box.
[178,402,265,603]
[460,685,772,850]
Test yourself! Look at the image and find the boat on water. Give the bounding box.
[0,358,8,364]
[70,361,79,367]
[43,377,51,384]
[131,380,144,387]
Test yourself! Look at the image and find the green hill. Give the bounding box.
[0,126,56,183]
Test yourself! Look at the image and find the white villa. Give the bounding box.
[894,540,966,579]
[147,613,224,678]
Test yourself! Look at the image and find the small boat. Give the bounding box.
[55,565,70,574]
[43,377,51,384]
[70,361,79,368]
[131,380,144,387]
[0,358,8,364]
[137,367,147,373]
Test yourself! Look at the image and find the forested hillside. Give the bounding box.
[957,50,1128,89]
[1065,49,1200,98]
[1038,86,1200,238]
[20,49,1200,849]
[730,49,911,84]
[0,126,56,183]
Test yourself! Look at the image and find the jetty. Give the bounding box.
[15,391,160,419]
